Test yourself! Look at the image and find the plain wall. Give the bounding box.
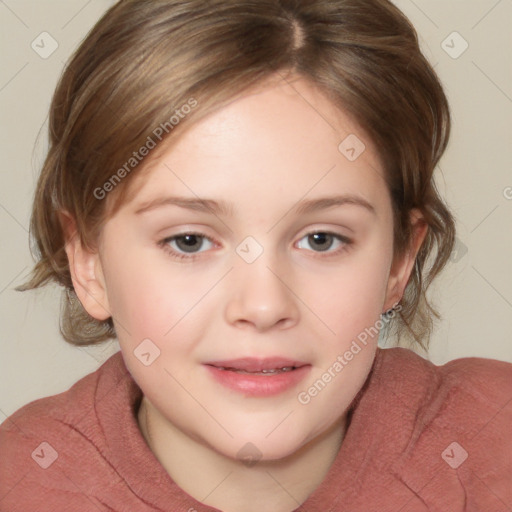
[1,0,511,422]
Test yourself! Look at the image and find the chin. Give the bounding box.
[220,430,313,466]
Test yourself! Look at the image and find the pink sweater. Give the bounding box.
[1,347,511,511]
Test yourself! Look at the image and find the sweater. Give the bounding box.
[1,347,511,511]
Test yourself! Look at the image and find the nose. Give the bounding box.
[224,257,300,332]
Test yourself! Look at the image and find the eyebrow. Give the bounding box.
[134,194,376,217]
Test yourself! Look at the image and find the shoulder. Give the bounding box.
[0,351,131,510]
[0,350,128,439]
[439,350,512,396]
[374,347,512,508]
[375,346,512,438]
[377,345,512,400]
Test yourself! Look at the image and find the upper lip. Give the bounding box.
[204,357,309,371]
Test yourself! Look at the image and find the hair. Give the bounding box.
[18,0,455,350]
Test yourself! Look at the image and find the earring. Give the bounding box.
[381,301,401,319]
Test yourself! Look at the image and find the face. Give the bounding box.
[76,74,415,462]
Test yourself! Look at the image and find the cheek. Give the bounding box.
[99,242,169,337]
[102,248,214,349]
[312,252,392,340]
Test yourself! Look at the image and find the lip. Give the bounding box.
[205,357,308,372]
[203,357,311,397]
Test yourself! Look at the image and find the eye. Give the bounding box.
[159,232,215,260]
[158,230,352,261]
[296,231,351,255]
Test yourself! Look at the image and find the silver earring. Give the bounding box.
[381,301,401,319]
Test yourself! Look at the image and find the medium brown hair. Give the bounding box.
[19,0,455,349]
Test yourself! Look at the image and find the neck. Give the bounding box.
[137,397,346,512]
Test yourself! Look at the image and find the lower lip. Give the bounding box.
[204,365,311,397]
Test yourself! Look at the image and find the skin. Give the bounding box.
[64,73,427,512]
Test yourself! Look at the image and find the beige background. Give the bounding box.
[1,0,511,421]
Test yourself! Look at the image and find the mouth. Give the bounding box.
[203,357,311,396]
[213,366,297,375]
[205,357,308,374]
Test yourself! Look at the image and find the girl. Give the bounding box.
[1,1,511,511]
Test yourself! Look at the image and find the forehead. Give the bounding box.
[116,75,388,215]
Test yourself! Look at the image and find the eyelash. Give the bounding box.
[158,231,353,262]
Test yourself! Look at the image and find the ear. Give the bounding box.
[59,211,111,321]
[383,209,428,311]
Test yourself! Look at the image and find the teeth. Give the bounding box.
[262,367,294,373]
[216,366,295,374]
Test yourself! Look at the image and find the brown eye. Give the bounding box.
[174,234,205,253]
[307,233,334,252]
[160,232,215,260]
[296,231,351,255]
